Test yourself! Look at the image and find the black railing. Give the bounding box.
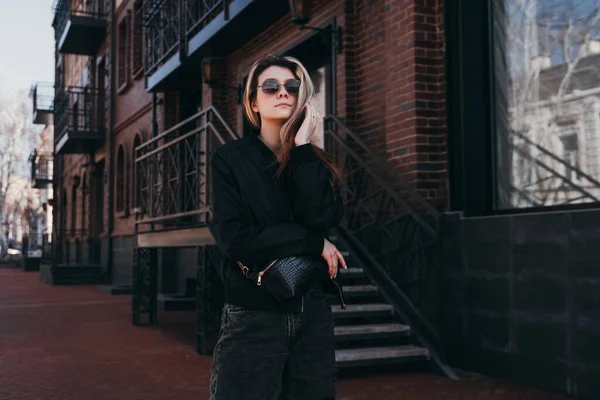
[53,0,106,41]
[504,130,600,207]
[31,82,55,115]
[31,152,54,183]
[42,229,101,264]
[185,0,228,38]
[324,115,439,305]
[134,106,239,232]
[54,86,105,144]
[143,0,181,75]
[322,115,457,378]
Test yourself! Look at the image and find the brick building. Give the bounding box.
[29,0,600,398]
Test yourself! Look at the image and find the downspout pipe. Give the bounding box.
[106,0,116,282]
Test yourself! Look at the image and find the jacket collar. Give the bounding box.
[248,132,277,164]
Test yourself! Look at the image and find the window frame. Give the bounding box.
[445,0,600,216]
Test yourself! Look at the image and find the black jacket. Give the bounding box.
[210,133,344,312]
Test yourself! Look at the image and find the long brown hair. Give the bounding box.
[243,54,342,181]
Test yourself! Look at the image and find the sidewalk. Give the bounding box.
[0,269,571,400]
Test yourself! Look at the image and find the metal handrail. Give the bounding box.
[143,0,180,75]
[31,153,54,182]
[185,0,229,38]
[324,115,439,236]
[510,129,600,190]
[53,0,106,41]
[31,82,55,113]
[53,86,105,143]
[134,106,240,230]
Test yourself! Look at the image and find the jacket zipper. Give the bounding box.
[256,259,279,286]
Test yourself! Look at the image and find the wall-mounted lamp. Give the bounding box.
[201,57,220,88]
[289,0,311,25]
[201,57,245,105]
[288,0,343,54]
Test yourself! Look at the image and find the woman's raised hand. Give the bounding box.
[322,238,347,279]
[294,102,319,147]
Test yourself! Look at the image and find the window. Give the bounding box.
[118,19,128,88]
[493,0,600,209]
[132,1,144,75]
[131,134,142,210]
[116,145,125,213]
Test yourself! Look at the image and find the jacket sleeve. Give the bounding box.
[210,150,324,265]
[288,144,344,231]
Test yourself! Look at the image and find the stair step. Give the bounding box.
[334,323,410,340]
[342,285,377,294]
[335,345,429,368]
[331,303,393,318]
[338,267,363,276]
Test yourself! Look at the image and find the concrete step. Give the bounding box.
[342,284,378,295]
[331,303,394,318]
[335,345,429,368]
[338,267,363,276]
[334,323,411,341]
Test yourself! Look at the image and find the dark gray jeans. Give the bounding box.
[209,290,336,400]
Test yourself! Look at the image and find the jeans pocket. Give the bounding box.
[225,304,247,315]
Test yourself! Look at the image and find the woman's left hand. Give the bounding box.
[294,102,319,147]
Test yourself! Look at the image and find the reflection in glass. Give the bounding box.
[494,0,600,208]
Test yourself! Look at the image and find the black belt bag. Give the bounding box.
[237,256,346,309]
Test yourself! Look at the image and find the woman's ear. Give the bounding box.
[251,101,259,113]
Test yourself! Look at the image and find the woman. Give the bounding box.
[208,54,347,400]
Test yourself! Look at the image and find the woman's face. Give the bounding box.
[252,66,299,124]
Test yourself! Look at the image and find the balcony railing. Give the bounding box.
[30,152,54,188]
[53,0,107,55]
[54,86,105,154]
[144,0,181,76]
[184,0,228,38]
[31,82,55,125]
[134,106,239,232]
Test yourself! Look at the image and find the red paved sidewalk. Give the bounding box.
[0,269,572,400]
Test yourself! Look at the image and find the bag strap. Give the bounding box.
[236,259,279,278]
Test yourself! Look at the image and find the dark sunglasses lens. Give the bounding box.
[261,80,279,94]
[284,79,301,93]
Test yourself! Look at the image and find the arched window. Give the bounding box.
[131,134,142,210]
[116,145,125,213]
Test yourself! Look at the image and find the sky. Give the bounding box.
[0,0,55,95]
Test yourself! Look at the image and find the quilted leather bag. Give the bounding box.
[237,256,329,303]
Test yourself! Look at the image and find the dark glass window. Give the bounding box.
[493,0,600,209]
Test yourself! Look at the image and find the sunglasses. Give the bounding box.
[257,78,301,95]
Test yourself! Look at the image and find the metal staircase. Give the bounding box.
[330,241,430,369]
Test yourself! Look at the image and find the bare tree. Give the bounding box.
[0,89,41,255]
